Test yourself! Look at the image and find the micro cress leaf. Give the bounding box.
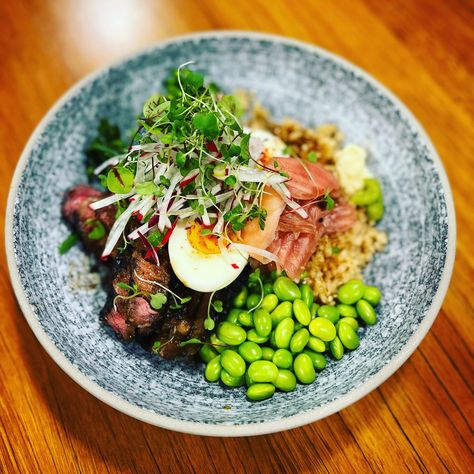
[58,233,79,255]
[323,192,335,211]
[239,133,251,162]
[192,112,219,139]
[135,181,159,196]
[150,293,167,310]
[212,300,223,313]
[179,338,203,347]
[306,151,318,163]
[107,166,134,194]
[116,282,133,291]
[85,219,106,240]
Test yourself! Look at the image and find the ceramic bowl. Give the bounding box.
[6,31,455,436]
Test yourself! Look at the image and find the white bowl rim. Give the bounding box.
[5,30,456,437]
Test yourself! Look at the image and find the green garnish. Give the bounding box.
[332,246,340,255]
[323,191,335,211]
[106,166,134,194]
[58,233,79,254]
[283,145,294,156]
[150,293,167,310]
[179,338,204,347]
[85,219,106,240]
[306,151,318,163]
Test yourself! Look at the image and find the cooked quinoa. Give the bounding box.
[250,104,388,304]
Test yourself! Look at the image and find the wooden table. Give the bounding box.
[1,1,472,472]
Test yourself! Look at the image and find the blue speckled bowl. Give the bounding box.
[6,32,455,436]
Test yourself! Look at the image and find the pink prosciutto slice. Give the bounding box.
[273,157,340,200]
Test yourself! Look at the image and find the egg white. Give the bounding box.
[168,221,249,292]
[247,128,288,158]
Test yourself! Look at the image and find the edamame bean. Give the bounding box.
[303,350,327,370]
[220,369,245,387]
[367,199,384,221]
[272,349,293,369]
[337,304,358,318]
[226,308,241,325]
[293,353,316,384]
[338,322,360,350]
[245,371,254,386]
[261,294,279,313]
[232,286,248,308]
[351,178,382,206]
[270,301,293,327]
[307,336,326,353]
[311,302,320,318]
[337,317,359,331]
[356,299,377,325]
[220,350,246,377]
[275,318,295,349]
[199,344,218,363]
[330,336,344,360]
[363,286,382,306]
[317,305,340,324]
[254,309,272,337]
[294,322,303,331]
[238,310,254,327]
[290,328,310,353]
[216,322,246,346]
[300,284,314,310]
[205,356,222,382]
[263,282,274,295]
[246,383,275,401]
[308,317,336,342]
[247,360,279,383]
[246,293,261,310]
[268,270,278,282]
[274,369,297,392]
[293,299,311,325]
[247,329,269,344]
[238,341,262,363]
[209,333,227,353]
[269,330,278,348]
[261,346,275,361]
[273,276,301,301]
[337,279,365,305]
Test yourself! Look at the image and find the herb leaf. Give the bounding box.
[107,166,134,194]
[58,233,79,255]
[150,293,167,310]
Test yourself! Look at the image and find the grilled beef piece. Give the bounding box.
[62,185,116,254]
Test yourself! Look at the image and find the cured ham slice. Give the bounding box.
[273,158,340,200]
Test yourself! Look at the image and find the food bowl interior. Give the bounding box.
[10,34,450,434]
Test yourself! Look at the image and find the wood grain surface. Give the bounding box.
[1,1,473,472]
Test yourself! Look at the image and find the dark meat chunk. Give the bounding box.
[62,185,116,254]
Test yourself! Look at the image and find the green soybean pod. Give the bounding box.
[216,322,246,346]
[303,350,327,371]
[338,322,360,350]
[220,350,246,377]
[293,353,316,384]
[261,346,275,361]
[205,356,222,382]
[356,299,377,325]
[337,279,365,305]
[220,369,245,387]
[247,329,269,344]
[308,317,336,342]
[238,310,254,327]
[290,328,310,353]
[311,302,320,318]
[254,309,272,337]
[272,349,293,369]
[337,317,359,332]
[226,308,241,325]
[293,299,312,326]
[238,341,262,363]
[232,286,248,308]
[270,301,293,327]
[337,304,358,318]
[274,369,297,392]
[246,293,261,310]
[330,336,344,360]
[248,360,279,383]
[300,284,314,310]
[261,294,279,313]
[307,336,326,353]
[363,286,382,306]
[246,383,275,401]
[199,344,218,363]
[273,276,302,301]
[209,333,227,353]
[367,199,384,222]
[275,318,295,349]
[263,282,274,295]
[317,305,340,324]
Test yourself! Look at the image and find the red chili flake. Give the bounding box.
[231,263,239,269]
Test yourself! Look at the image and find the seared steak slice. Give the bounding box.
[62,185,116,254]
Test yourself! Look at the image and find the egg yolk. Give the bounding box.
[186,222,221,255]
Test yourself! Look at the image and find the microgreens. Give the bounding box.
[85,219,106,240]
[323,191,335,211]
[306,151,318,163]
[58,233,79,255]
[247,268,264,311]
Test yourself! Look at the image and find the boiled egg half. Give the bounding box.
[168,220,248,292]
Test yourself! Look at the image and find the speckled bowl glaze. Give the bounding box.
[6,31,455,436]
